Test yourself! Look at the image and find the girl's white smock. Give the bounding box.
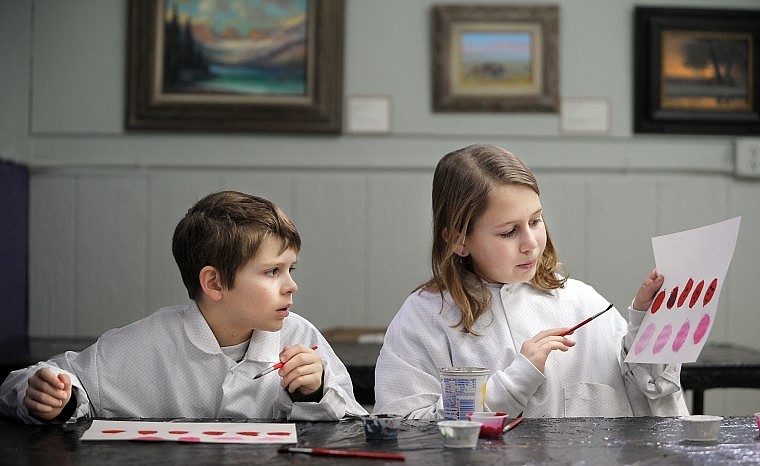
[373,279,689,419]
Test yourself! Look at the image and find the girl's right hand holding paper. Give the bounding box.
[24,368,72,421]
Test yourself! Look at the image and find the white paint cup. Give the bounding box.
[439,367,489,420]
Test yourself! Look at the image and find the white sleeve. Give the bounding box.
[485,353,546,415]
[0,359,91,424]
[620,305,690,416]
[272,330,368,421]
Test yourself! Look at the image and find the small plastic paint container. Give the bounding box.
[467,411,509,438]
[362,414,402,440]
[682,415,723,441]
[437,420,482,448]
[754,412,760,432]
[439,367,489,420]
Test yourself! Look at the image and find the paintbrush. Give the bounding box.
[503,412,524,433]
[278,446,405,461]
[253,345,318,379]
[560,304,614,336]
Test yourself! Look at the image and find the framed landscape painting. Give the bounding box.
[634,7,760,135]
[126,0,345,133]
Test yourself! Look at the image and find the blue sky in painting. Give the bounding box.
[461,32,531,62]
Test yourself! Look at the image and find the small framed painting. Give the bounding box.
[431,4,559,113]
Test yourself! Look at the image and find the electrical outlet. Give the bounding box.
[735,138,760,178]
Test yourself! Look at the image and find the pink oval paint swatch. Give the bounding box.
[672,320,691,352]
[652,324,672,354]
[693,314,711,344]
[635,323,656,355]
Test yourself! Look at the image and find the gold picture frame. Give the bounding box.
[431,4,559,112]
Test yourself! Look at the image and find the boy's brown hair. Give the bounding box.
[172,191,301,300]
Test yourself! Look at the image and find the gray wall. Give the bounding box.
[2,0,759,414]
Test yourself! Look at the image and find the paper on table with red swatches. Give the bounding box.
[625,217,740,364]
[81,419,297,444]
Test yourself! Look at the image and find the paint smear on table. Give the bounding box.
[626,217,740,363]
[81,420,297,444]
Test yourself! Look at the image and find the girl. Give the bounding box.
[373,144,689,418]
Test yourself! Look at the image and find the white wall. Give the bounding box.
[2,0,760,415]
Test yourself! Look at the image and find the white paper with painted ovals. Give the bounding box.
[625,217,740,363]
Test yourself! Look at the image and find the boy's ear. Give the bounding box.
[442,227,469,257]
[198,266,224,301]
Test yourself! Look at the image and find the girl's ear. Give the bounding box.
[198,266,224,302]
[443,228,469,257]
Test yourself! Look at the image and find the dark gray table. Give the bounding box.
[0,415,757,465]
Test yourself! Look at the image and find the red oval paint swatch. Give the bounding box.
[635,323,656,355]
[652,324,672,354]
[237,431,260,436]
[102,429,125,434]
[168,430,189,435]
[672,320,691,352]
[677,278,694,307]
[266,432,292,436]
[703,278,718,306]
[693,314,711,344]
[689,280,705,308]
[203,431,225,436]
[651,290,666,314]
[666,287,679,309]
[138,430,158,435]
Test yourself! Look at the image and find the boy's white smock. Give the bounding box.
[0,303,367,424]
[373,279,689,419]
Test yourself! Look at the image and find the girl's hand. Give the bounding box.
[278,344,323,396]
[520,328,576,373]
[633,269,665,312]
[24,368,72,421]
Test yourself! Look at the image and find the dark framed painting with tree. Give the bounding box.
[126,0,344,134]
[634,7,760,135]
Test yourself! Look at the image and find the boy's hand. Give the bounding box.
[633,269,665,312]
[278,344,323,397]
[520,328,576,373]
[24,368,72,421]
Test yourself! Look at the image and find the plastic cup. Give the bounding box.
[437,420,482,448]
[439,367,489,420]
[681,415,723,441]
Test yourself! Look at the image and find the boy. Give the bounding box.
[0,191,367,423]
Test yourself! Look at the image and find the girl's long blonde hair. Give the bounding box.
[420,144,566,334]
